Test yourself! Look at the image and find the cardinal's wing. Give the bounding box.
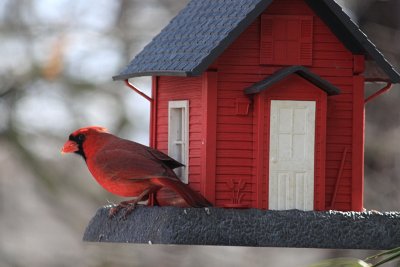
[91,147,180,181]
[110,138,184,169]
[145,146,184,169]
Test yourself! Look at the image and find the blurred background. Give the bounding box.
[0,0,399,266]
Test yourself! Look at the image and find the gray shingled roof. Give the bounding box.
[113,0,272,80]
[113,0,400,83]
[244,66,341,96]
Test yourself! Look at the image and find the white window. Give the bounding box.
[168,100,189,183]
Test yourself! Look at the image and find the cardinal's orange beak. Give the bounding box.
[61,140,79,154]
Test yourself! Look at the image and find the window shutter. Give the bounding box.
[260,15,274,65]
[300,17,313,65]
[260,15,313,66]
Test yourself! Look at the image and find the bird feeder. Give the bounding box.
[84,0,400,249]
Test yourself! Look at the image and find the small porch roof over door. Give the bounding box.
[244,66,341,96]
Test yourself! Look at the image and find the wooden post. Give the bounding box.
[150,76,158,148]
[254,92,266,209]
[352,75,365,211]
[201,71,217,204]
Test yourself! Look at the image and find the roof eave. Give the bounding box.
[112,70,197,81]
[113,0,274,81]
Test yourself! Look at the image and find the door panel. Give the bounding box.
[269,100,316,210]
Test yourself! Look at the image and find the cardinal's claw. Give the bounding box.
[108,201,132,218]
[108,199,140,219]
[122,203,137,219]
[108,205,123,218]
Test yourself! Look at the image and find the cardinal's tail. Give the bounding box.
[153,178,212,207]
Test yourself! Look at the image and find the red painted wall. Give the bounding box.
[154,76,203,193]
[153,0,365,211]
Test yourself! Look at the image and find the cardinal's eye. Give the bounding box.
[77,134,85,142]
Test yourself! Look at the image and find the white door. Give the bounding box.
[269,100,316,210]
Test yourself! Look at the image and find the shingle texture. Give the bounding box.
[84,206,400,249]
[113,0,400,83]
[113,0,271,80]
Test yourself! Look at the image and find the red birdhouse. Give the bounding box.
[114,0,400,212]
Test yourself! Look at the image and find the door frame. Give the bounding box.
[268,100,316,210]
[253,77,327,211]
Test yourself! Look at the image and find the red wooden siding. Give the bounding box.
[155,76,203,193]
[214,0,363,210]
[214,74,255,207]
[153,0,365,211]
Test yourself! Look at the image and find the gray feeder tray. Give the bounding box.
[83,206,400,249]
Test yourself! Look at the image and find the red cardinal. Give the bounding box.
[61,126,211,216]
